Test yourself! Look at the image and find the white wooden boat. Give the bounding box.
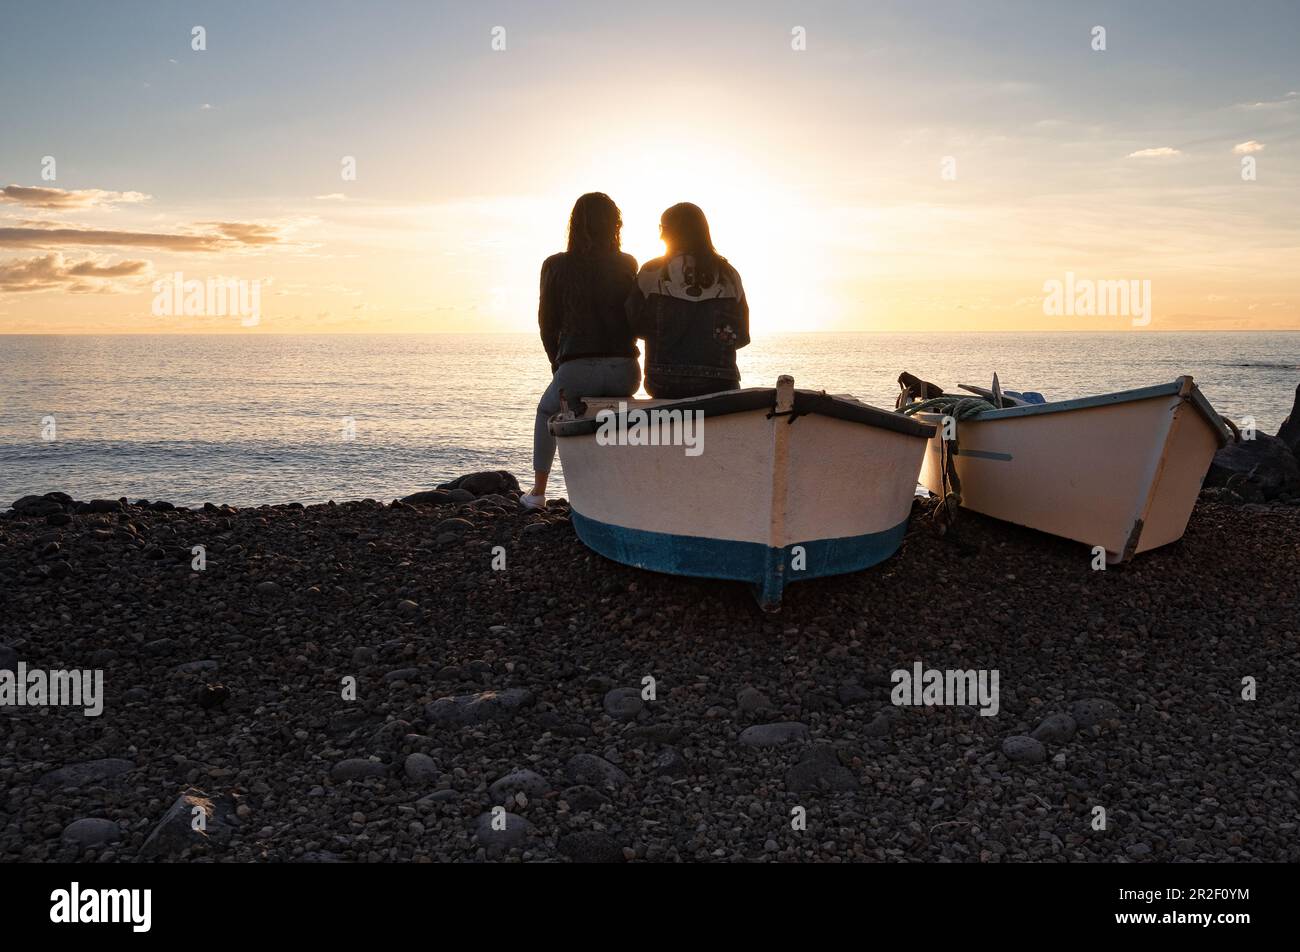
[911,376,1232,562]
[550,376,935,609]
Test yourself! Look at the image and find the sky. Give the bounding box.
[0,0,1297,334]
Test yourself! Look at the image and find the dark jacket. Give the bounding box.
[538,251,640,372]
[625,254,750,397]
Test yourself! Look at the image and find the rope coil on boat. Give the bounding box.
[897,395,997,533]
[898,395,997,420]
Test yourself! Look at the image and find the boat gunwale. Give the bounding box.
[915,377,1232,446]
[550,387,936,439]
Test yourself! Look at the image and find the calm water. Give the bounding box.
[1,333,1296,507]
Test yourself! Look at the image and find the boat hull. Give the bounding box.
[553,383,933,607]
[918,377,1229,561]
[569,510,910,607]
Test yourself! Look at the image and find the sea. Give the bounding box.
[1,332,1296,507]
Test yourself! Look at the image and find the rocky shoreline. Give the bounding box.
[1,476,1297,863]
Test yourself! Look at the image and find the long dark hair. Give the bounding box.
[659,202,727,288]
[567,192,622,256]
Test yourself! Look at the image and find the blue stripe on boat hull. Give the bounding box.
[569,510,909,609]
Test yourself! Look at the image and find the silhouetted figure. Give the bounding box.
[524,193,642,509]
[625,203,750,399]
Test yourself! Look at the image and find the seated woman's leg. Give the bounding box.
[529,358,641,503]
[528,374,564,501]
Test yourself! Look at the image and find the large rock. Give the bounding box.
[474,810,536,855]
[139,789,234,859]
[1275,383,1300,457]
[739,722,810,747]
[10,495,64,516]
[425,688,533,726]
[403,753,439,783]
[651,747,689,778]
[1070,697,1123,729]
[560,785,610,811]
[62,818,122,849]
[331,758,388,782]
[603,687,643,720]
[401,489,453,506]
[436,471,521,498]
[38,758,134,789]
[489,768,552,802]
[565,754,629,788]
[1206,434,1300,500]
[737,686,773,713]
[1001,735,1047,764]
[1030,713,1077,744]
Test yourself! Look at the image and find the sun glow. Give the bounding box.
[554,144,835,336]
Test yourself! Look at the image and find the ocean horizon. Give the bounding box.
[3,330,1296,508]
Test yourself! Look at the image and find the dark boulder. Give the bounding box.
[10,495,63,516]
[37,758,135,789]
[139,789,236,859]
[473,811,536,855]
[425,688,534,726]
[1206,433,1300,500]
[560,785,609,811]
[436,471,521,498]
[1276,383,1300,458]
[401,489,453,506]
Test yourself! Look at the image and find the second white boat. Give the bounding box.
[907,375,1232,562]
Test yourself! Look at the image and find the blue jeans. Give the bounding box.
[534,357,641,472]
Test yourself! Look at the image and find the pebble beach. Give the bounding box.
[1,485,1297,863]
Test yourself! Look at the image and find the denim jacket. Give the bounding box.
[625,254,750,395]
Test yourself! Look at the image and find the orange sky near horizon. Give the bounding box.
[1,2,1297,335]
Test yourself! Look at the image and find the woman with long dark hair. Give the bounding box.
[523,192,641,509]
[625,202,749,399]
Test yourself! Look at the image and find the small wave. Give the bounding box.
[1218,362,1300,369]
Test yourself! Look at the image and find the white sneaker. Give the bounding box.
[520,493,547,510]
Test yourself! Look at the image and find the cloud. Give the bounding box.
[314,193,349,201]
[1232,140,1265,154]
[0,252,152,293]
[0,221,284,251]
[200,103,213,110]
[1127,147,1181,158]
[1,184,151,209]
[199,221,283,245]
[1236,92,1298,110]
